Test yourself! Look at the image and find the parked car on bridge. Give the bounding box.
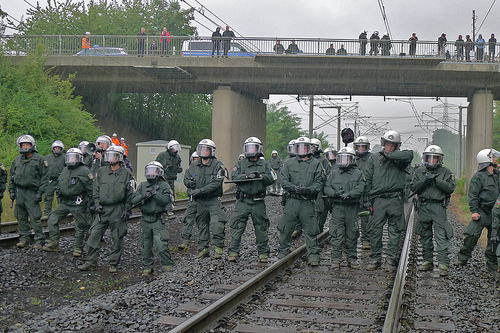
[73,47,129,56]
[181,40,255,57]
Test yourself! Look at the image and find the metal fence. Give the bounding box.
[2,35,499,62]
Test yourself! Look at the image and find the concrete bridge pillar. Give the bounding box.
[465,89,494,181]
[212,86,266,171]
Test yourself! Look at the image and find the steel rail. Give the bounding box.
[168,229,330,333]
[382,204,415,333]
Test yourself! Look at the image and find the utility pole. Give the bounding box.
[336,106,341,148]
[472,10,476,42]
[309,95,314,137]
[458,106,466,177]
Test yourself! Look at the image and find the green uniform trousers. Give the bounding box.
[368,196,406,264]
[457,208,498,272]
[416,202,453,266]
[14,188,44,244]
[330,204,360,261]
[180,200,197,242]
[47,200,92,250]
[85,204,127,266]
[195,197,227,251]
[139,217,174,268]
[228,198,270,256]
[278,198,320,262]
[44,179,59,214]
[360,214,371,245]
[272,169,281,192]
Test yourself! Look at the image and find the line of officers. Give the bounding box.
[5,132,500,278]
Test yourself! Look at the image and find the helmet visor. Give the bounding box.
[336,154,354,168]
[65,152,83,166]
[325,151,336,161]
[196,145,214,158]
[145,164,164,179]
[294,143,311,156]
[424,153,442,169]
[243,142,262,157]
[169,143,181,152]
[103,150,123,164]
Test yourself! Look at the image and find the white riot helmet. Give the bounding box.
[287,139,296,156]
[477,148,500,171]
[51,140,65,154]
[323,147,337,162]
[294,137,312,157]
[96,135,112,148]
[16,134,36,154]
[381,130,401,151]
[353,136,370,157]
[145,161,164,180]
[65,148,84,167]
[167,140,181,153]
[190,151,199,163]
[271,150,278,156]
[103,145,125,164]
[336,147,357,170]
[196,139,216,158]
[310,138,322,154]
[243,137,263,158]
[78,141,90,155]
[238,153,245,160]
[422,145,443,170]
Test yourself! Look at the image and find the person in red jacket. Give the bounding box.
[160,27,171,57]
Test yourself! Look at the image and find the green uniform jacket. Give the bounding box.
[268,156,283,170]
[315,154,331,175]
[468,168,500,214]
[9,152,48,198]
[281,156,325,196]
[356,151,373,174]
[46,153,65,180]
[156,151,182,181]
[57,165,93,203]
[0,162,7,196]
[365,150,413,197]
[184,157,225,198]
[324,166,366,205]
[93,165,134,207]
[131,180,172,218]
[84,154,93,169]
[232,158,275,195]
[410,165,456,201]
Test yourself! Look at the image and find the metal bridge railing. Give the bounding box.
[2,35,499,62]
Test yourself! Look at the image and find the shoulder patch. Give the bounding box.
[44,161,49,167]
[451,175,456,180]
[471,179,477,182]
[495,199,500,209]
[0,165,5,171]
[232,166,237,172]
[88,173,94,180]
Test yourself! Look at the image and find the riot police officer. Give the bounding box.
[410,145,456,276]
[43,148,93,256]
[131,161,174,275]
[228,137,276,263]
[9,135,48,248]
[0,160,7,223]
[311,138,330,231]
[456,149,500,276]
[91,135,112,176]
[184,139,228,259]
[156,140,182,219]
[268,150,283,194]
[364,130,413,271]
[79,146,134,272]
[354,136,373,250]
[324,147,366,269]
[278,137,325,266]
[78,140,93,168]
[44,140,65,216]
[178,152,200,249]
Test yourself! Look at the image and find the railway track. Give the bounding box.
[0,193,236,248]
[159,203,421,332]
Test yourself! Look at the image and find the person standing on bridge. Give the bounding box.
[455,149,500,277]
[326,44,336,55]
[369,31,380,56]
[409,33,418,56]
[359,30,368,55]
[410,145,456,277]
[273,40,285,54]
[212,27,222,57]
[184,139,228,259]
[364,130,413,272]
[160,26,171,57]
[437,33,447,57]
[476,34,485,62]
[137,27,147,57]
[9,135,48,249]
[278,137,325,266]
[82,32,91,56]
[488,33,497,62]
[227,137,276,263]
[380,33,391,56]
[285,40,300,54]
[222,26,235,57]
[455,35,464,61]
[465,35,473,62]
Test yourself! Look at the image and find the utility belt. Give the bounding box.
[419,198,444,204]
[236,190,265,201]
[289,193,316,201]
[332,201,358,206]
[62,195,87,205]
[142,212,163,219]
[480,204,494,211]
[378,191,402,199]
[15,184,37,191]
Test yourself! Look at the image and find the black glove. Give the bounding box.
[9,193,15,201]
[490,229,499,243]
[35,193,43,203]
[246,171,259,179]
[143,187,157,199]
[425,173,438,184]
[121,209,132,220]
[379,151,387,162]
[340,193,351,200]
[296,186,310,195]
[55,187,62,198]
[190,188,204,197]
[186,179,196,188]
[94,201,103,214]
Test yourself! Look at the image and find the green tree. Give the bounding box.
[0,47,101,166]
[492,102,500,149]
[265,102,305,158]
[432,129,459,174]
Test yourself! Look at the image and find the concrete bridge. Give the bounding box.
[23,55,500,178]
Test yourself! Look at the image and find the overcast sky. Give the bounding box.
[4,0,499,152]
